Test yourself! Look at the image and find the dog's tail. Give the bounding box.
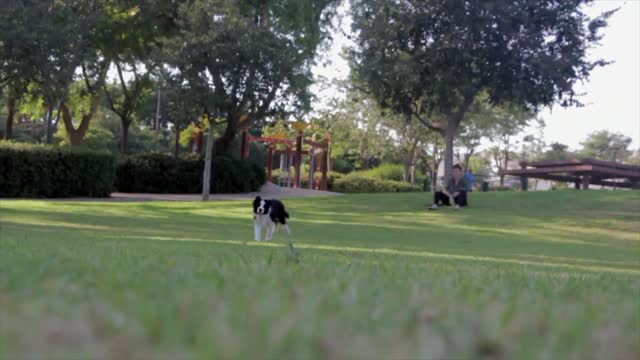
[285,211,290,219]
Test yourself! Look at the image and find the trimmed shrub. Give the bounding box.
[114,154,266,194]
[331,157,355,174]
[491,185,515,191]
[359,163,404,181]
[0,141,114,198]
[332,174,421,193]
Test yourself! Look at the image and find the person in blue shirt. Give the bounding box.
[465,167,475,192]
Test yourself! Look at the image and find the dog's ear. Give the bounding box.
[254,196,261,202]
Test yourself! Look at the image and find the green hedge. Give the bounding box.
[332,174,421,193]
[268,168,421,193]
[115,154,266,194]
[0,142,114,198]
[358,163,404,181]
[492,186,516,191]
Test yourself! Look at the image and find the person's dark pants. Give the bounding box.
[434,191,468,206]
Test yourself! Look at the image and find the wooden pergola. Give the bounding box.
[239,124,330,191]
[504,158,640,190]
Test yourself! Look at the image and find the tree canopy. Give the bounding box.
[349,0,615,180]
[580,130,632,162]
[162,0,338,154]
[1,0,625,189]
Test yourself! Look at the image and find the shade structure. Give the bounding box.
[503,158,640,190]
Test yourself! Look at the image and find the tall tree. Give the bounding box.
[350,0,615,181]
[419,131,446,192]
[455,122,484,173]
[157,71,203,159]
[454,99,503,172]
[627,149,640,166]
[487,105,533,185]
[0,0,49,139]
[100,1,178,153]
[60,61,110,147]
[377,112,430,184]
[580,130,632,162]
[0,0,105,143]
[541,142,576,161]
[163,0,338,155]
[518,118,546,163]
[316,86,394,170]
[102,65,154,154]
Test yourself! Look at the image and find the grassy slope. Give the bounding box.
[1,190,639,359]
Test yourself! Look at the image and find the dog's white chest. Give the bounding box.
[254,213,270,226]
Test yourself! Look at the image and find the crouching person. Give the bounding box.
[429,164,468,211]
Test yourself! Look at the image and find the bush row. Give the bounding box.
[357,163,405,181]
[0,143,266,198]
[491,186,515,191]
[0,142,114,198]
[333,174,421,193]
[1,141,422,197]
[269,167,422,193]
[346,163,428,191]
[115,154,266,194]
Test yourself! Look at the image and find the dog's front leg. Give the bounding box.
[266,222,276,241]
[254,216,262,241]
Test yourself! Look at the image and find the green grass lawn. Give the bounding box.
[1,190,639,359]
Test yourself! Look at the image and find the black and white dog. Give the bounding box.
[253,196,291,241]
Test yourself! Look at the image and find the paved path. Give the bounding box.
[2,183,341,202]
[107,182,341,202]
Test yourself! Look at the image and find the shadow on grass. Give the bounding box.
[2,192,639,276]
[95,234,640,276]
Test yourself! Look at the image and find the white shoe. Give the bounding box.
[454,205,460,210]
[428,204,438,210]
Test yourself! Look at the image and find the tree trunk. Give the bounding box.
[68,130,84,146]
[443,123,456,183]
[214,119,237,156]
[174,118,180,159]
[443,94,475,182]
[431,134,439,191]
[48,101,63,144]
[61,103,91,147]
[431,162,439,192]
[463,150,474,173]
[44,105,54,144]
[422,160,434,192]
[500,140,510,186]
[120,121,130,154]
[404,140,419,184]
[403,161,411,183]
[155,89,161,132]
[421,162,429,179]
[362,156,370,170]
[202,119,215,201]
[327,144,331,172]
[4,92,16,140]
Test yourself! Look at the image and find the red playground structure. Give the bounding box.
[240,121,330,191]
